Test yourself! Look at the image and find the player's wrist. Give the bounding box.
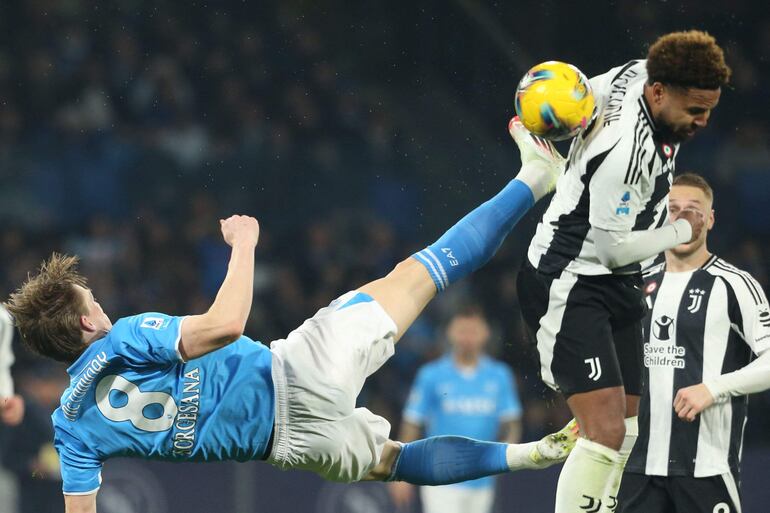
[702,379,728,403]
[231,238,258,249]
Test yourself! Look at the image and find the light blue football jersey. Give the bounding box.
[52,312,274,494]
[403,354,522,489]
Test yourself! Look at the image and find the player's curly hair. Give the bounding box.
[4,253,89,363]
[646,30,731,90]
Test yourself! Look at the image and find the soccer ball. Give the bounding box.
[515,61,595,141]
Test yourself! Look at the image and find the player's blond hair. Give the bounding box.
[647,30,731,90]
[4,253,89,363]
[673,172,714,203]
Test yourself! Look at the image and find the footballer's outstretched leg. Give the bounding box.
[353,118,572,485]
[366,419,579,484]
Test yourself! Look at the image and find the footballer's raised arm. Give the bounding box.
[593,220,693,269]
[583,130,695,270]
[179,215,259,360]
[65,492,97,513]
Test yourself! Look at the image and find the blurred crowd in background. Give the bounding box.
[1,1,770,511]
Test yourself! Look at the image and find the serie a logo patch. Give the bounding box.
[140,317,167,330]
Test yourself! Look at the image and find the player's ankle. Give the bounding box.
[515,161,558,201]
[506,441,541,470]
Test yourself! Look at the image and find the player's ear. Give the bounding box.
[79,315,96,333]
[707,209,715,231]
[650,82,666,105]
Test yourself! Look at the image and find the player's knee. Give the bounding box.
[583,417,626,450]
[366,440,401,481]
[389,257,420,278]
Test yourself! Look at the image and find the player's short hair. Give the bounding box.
[450,304,487,322]
[673,172,714,203]
[646,30,731,90]
[4,254,89,363]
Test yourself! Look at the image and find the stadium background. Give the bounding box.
[1,1,769,512]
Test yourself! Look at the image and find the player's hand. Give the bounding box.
[673,383,714,422]
[388,481,415,511]
[675,207,705,244]
[0,395,25,426]
[220,215,260,248]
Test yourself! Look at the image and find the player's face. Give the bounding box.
[653,85,721,143]
[447,315,490,358]
[668,185,714,257]
[75,284,113,336]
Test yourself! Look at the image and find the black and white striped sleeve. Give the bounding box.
[0,305,15,398]
[727,269,770,355]
[704,270,770,399]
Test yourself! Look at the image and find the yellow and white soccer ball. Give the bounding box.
[515,61,595,141]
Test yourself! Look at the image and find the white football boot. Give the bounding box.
[508,115,566,198]
[528,418,580,468]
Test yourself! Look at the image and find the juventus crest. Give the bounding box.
[584,357,602,381]
[687,288,706,313]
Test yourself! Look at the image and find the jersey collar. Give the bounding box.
[66,335,109,375]
[659,253,719,275]
[638,94,658,132]
[701,253,719,270]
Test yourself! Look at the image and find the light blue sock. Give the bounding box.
[387,436,509,485]
[413,178,534,291]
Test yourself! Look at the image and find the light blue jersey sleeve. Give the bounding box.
[55,424,103,494]
[497,365,522,421]
[112,313,185,366]
[403,366,435,425]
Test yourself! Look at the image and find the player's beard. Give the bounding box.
[656,114,698,143]
[669,235,706,259]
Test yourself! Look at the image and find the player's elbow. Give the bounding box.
[594,230,631,269]
[596,250,624,270]
[64,493,97,513]
[220,320,245,343]
[207,310,246,342]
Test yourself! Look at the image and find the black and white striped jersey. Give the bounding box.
[626,255,770,478]
[527,60,678,276]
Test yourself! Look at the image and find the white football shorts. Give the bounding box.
[266,290,397,482]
